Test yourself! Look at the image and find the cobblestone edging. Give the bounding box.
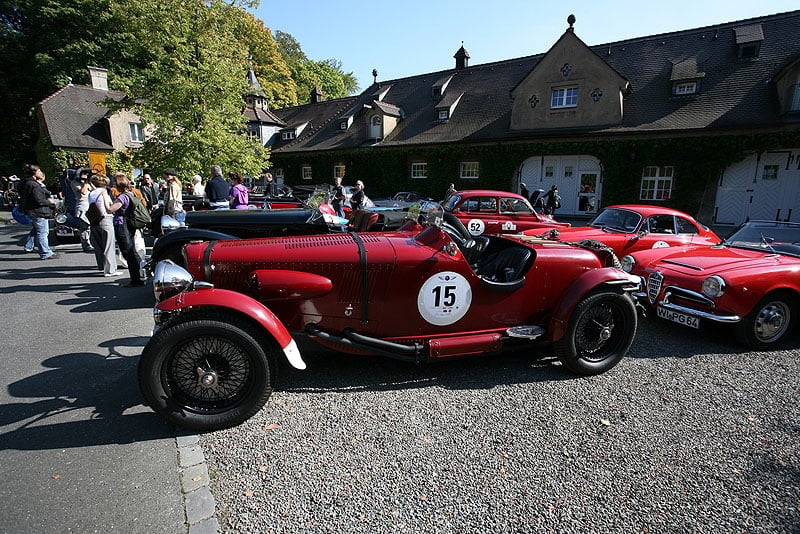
[176,434,219,534]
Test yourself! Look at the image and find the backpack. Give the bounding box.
[125,192,151,230]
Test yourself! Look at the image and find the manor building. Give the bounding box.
[262,11,800,227]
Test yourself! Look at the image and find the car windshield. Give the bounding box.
[723,221,800,256]
[408,200,444,228]
[589,208,642,233]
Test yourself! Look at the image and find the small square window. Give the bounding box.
[282,131,295,140]
[738,43,760,59]
[302,166,312,180]
[339,121,348,130]
[640,166,674,201]
[460,162,479,180]
[762,165,779,181]
[564,166,574,178]
[334,165,346,179]
[674,81,698,95]
[411,162,428,179]
[545,166,554,178]
[129,123,144,143]
[438,109,449,120]
[551,87,579,109]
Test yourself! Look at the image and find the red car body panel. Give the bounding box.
[174,229,629,348]
[445,190,570,235]
[524,205,719,257]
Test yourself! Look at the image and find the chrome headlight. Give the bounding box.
[702,275,726,298]
[620,254,635,273]
[153,260,194,302]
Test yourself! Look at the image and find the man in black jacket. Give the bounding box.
[19,163,58,259]
[205,165,229,209]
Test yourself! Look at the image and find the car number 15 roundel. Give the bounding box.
[417,271,473,326]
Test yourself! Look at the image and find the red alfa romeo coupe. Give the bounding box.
[524,205,719,257]
[139,204,640,430]
[623,220,800,349]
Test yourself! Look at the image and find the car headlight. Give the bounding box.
[620,254,635,273]
[702,275,726,298]
[153,260,194,302]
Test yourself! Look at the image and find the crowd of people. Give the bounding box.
[13,163,273,287]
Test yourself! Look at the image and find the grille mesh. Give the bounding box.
[647,272,663,304]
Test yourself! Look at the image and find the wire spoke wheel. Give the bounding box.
[168,336,253,412]
[139,312,276,431]
[554,291,637,376]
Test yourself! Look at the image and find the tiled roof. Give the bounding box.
[38,85,126,150]
[272,10,800,153]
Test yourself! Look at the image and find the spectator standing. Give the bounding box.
[87,174,118,276]
[229,172,249,209]
[162,169,183,217]
[520,183,531,201]
[206,165,229,209]
[444,183,457,201]
[264,172,278,197]
[545,184,561,216]
[70,168,94,252]
[140,173,159,211]
[331,176,346,218]
[19,164,58,259]
[106,174,145,287]
[192,175,205,196]
[351,180,366,211]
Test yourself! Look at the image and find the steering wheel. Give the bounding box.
[442,211,472,242]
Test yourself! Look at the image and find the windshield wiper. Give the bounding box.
[760,232,776,252]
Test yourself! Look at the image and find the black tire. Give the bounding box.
[735,292,796,350]
[138,311,276,431]
[554,291,637,375]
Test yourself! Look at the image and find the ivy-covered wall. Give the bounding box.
[272,130,800,217]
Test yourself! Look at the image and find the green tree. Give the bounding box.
[117,0,270,178]
[236,13,297,108]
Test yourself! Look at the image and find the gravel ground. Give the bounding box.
[202,318,799,533]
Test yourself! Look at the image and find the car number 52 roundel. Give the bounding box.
[417,271,473,326]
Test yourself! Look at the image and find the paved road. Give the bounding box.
[0,221,186,533]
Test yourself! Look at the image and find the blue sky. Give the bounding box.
[252,1,799,91]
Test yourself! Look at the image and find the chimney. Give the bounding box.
[310,86,323,104]
[87,66,108,91]
[454,43,470,70]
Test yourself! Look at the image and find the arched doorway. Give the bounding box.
[517,155,601,216]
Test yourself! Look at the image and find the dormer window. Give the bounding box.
[281,131,295,140]
[339,121,347,130]
[438,109,449,120]
[735,24,763,60]
[551,87,579,109]
[129,122,144,143]
[674,81,698,96]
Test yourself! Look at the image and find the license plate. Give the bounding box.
[657,306,700,329]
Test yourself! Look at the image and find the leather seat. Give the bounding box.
[477,247,533,284]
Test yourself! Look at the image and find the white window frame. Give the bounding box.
[302,166,312,181]
[437,109,449,120]
[282,131,295,140]
[129,122,144,143]
[674,81,698,95]
[640,166,674,201]
[762,165,779,181]
[551,87,579,109]
[334,165,346,179]
[411,162,428,180]
[273,168,284,183]
[460,162,480,180]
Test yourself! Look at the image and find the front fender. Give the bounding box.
[156,288,305,370]
[151,229,238,263]
[548,268,639,342]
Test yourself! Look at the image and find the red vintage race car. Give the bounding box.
[524,205,720,257]
[444,190,570,235]
[138,204,640,430]
[623,220,800,349]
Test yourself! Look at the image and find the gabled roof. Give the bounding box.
[37,84,126,151]
[243,106,285,126]
[271,10,800,153]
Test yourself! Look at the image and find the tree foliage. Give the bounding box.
[0,0,358,175]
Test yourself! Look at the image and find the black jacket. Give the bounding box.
[205,176,229,201]
[20,177,53,218]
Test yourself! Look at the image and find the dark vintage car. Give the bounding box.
[139,204,640,430]
[624,220,800,349]
[524,205,720,257]
[444,190,570,236]
[149,199,408,267]
[372,191,434,208]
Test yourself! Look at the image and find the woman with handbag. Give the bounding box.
[87,174,119,276]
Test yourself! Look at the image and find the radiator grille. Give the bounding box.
[647,271,663,304]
